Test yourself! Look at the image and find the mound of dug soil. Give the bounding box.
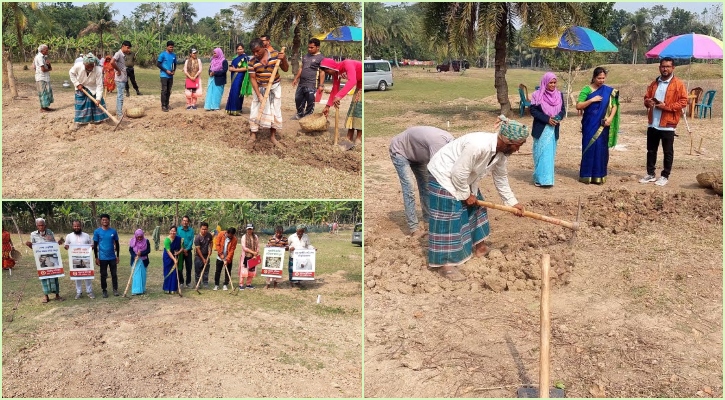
[365,189,722,294]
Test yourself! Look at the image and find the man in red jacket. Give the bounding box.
[640,57,688,186]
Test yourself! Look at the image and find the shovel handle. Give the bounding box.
[79,87,119,125]
[334,107,339,145]
[540,254,551,398]
[256,46,286,123]
[475,200,578,231]
[123,255,140,298]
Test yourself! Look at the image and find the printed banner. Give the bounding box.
[68,244,95,280]
[292,249,316,281]
[261,247,285,278]
[33,242,64,279]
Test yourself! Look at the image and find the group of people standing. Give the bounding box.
[33,35,363,145]
[388,57,689,281]
[19,216,316,303]
[530,57,686,187]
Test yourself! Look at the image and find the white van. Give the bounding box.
[364,60,393,91]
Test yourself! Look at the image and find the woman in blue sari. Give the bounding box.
[225,44,251,116]
[162,226,181,294]
[530,72,565,187]
[204,47,228,111]
[576,67,620,184]
[129,229,151,295]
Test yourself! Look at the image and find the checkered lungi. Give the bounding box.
[427,177,489,268]
[40,277,60,295]
[345,88,362,130]
[74,89,109,124]
[36,80,54,108]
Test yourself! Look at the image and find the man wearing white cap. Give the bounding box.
[426,116,527,281]
[25,218,64,303]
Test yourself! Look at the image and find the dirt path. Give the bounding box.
[3,262,362,397]
[363,104,723,397]
[2,80,361,199]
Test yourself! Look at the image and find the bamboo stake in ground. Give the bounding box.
[540,254,551,398]
[122,255,140,298]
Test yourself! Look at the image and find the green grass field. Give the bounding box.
[364,63,723,138]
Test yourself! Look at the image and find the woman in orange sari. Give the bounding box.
[2,227,16,271]
[103,55,116,93]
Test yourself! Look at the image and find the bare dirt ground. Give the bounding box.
[363,99,723,397]
[2,73,361,199]
[2,233,362,398]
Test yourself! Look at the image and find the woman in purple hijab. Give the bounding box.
[529,72,565,187]
[129,229,151,295]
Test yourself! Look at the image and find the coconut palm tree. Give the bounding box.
[79,2,118,56]
[170,2,196,34]
[364,2,389,48]
[245,2,360,75]
[423,2,584,116]
[620,11,652,65]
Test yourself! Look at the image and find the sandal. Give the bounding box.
[55,296,64,301]
[41,297,49,303]
[437,265,466,282]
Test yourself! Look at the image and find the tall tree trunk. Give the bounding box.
[89,202,97,227]
[291,24,301,76]
[486,34,490,69]
[493,8,512,117]
[2,45,19,98]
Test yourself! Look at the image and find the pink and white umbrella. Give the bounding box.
[645,33,723,59]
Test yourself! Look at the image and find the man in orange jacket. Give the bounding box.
[640,57,688,186]
[213,227,237,291]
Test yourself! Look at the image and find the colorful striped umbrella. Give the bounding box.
[530,26,618,53]
[645,33,723,59]
[314,26,362,42]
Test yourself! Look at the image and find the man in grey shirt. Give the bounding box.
[110,40,132,117]
[291,38,325,120]
[390,126,454,237]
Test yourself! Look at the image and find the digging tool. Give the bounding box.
[174,259,183,297]
[517,254,566,398]
[476,200,579,231]
[223,263,239,295]
[79,87,124,132]
[254,46,286,125]
[123,255,140,298]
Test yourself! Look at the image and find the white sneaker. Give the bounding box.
[654,176,668,186]
[213,285,219,291]
[639,174,656,183]
[223,285,228,291]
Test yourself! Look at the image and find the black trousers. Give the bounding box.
[646,127,676,178]
[99,259,118,291]
[126,67,139,92]
[214,259,232,286]
[295,86,316,117]
[179,251,193,285]
[160,77,173,108]
[194,255,210,284]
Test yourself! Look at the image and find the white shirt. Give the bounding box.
[69,63,104,100]
[217,237,231,262]
[288,233,312,258]
[34,52,50,82]
[649,75,675,131]
[427,132,518,206]
[65,231,92,246]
